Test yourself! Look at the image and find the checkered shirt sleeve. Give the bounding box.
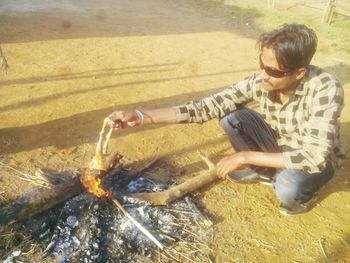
[173,75,257,123]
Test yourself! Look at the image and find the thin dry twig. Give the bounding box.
[0,161,31,177]
[318,239,328,261]
[162,208,200,216]
[13,176,51,189]
[178,239,211,250]
[0,161,52,188]
[0,232,14,237]
[251,238,275,249]
[156,248,163,263]
[176,242,203,255]
[0,191,7,201]
[180,225,203,240]
[163,249,181,262]
[170,247,197,263]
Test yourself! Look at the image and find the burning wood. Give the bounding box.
[80,118,123,198]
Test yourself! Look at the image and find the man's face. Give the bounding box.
[259,47,302,93]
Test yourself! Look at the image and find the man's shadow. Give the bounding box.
[313,121,350,263]
[316,120,350,204]
[317,166,350,203]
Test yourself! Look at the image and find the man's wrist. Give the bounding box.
[134,109,145,126]
[238,151,250,166]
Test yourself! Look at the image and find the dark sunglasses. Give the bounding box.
[259,55,291,78]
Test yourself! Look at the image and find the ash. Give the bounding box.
[21,173,213,263]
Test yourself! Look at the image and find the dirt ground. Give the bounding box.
[0,0,349,262]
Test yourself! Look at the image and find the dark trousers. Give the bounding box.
[219,107,334,205]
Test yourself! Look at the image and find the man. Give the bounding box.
[107,24,344,216]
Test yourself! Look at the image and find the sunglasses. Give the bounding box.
[259,55,291,78]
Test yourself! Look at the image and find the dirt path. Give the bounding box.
[0,0,349,262]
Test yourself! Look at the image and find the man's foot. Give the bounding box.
[228,169,274,185]
[279,196,317,216]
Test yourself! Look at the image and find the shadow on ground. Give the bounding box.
[0,85,226,155]
[0,0,263,43]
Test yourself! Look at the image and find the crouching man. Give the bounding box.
[106,24,344,216]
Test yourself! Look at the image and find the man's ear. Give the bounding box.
[295,67,307,80]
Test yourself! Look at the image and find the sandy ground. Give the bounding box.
[0,0,349,262]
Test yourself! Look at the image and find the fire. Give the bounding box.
[80,170,111,198]
[80,118,112,198]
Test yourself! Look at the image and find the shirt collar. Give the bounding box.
[294,78,307,96]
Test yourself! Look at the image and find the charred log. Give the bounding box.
[0,172,82,225]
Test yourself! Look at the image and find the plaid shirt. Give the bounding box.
[173,65,344,173]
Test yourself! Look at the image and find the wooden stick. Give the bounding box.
[111,199,163,250]
[89,118,109,171]
[318,239,328,260]
[128,151,218,205]
[102,127,113,155]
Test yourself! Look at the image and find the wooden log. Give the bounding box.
[0,152,124,225]
[129,151,218,206]
[0,155,157,224]
[0,173,82,225]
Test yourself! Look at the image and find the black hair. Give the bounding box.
[257,24,318,70]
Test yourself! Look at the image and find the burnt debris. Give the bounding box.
[2,171,213,263]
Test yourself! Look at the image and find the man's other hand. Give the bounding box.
[216,153,246,179]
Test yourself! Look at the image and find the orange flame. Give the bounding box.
[80,170,111,198]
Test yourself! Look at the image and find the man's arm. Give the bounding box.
[107,74,259,128]
[107,108,177,129]
[142,108,177,124]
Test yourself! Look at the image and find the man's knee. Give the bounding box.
[219,108,248,130]
[273,169,310,205]
[220,115,233,132]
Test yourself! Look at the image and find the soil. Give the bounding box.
[0,0,349,262]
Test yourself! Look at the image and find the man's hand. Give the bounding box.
[107,110,142,129]
[216,153,246,179]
